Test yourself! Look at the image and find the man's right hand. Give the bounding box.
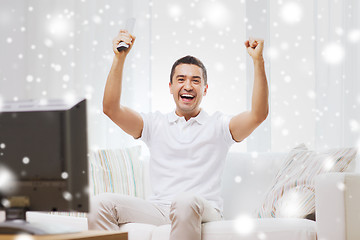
[104,29,143,140]
[112,30,136,56]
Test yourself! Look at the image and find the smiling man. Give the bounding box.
[169,58,208,120]
[88,29,269,240]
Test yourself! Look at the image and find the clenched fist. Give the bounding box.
[244,38,264,62]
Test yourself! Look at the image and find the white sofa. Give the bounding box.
[25,151,360,240]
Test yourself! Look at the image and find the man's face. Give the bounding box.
[169,64,208,117]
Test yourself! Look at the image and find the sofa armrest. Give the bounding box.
[315,173,360,240]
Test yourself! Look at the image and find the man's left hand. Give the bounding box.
[244,38,264,62]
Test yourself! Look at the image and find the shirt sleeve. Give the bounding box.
[138,112,151,145]
[220,113,236,146]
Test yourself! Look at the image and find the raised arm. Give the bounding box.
[229,38,269,142]
[103,30,143,139]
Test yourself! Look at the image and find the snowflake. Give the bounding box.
[64,92,77,105]
[281,129,289,136]
[322,43,345,65]
[63,191,73,201]
[348,29,360,43]
[234,214,255,236]
[0,165,17,194]
[44,38,54,48]
[48,15,71,38]
[202,2,230,27]
[337,182,346,191]
[22,157,30,165]
[26,75,34,83]
[51,63,62,72]
[15,233,36,240]
[63,75,70,82]
[266,47,279,60]
[350,119,359,132]
[335,27,344,36]
[234,176,242,183]
[280,42,289,50]
[92,15,102,24]
[61,172,69,179]
[284,75,291,83]
[307,90,316,99]
[257,232,267,240]
[323,157,335,171]
[215,62,224,72]
[280,2,303,24]
[273,116,285,127]
[168,4,182,19]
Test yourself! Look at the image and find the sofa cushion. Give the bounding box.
[150,219,316,240]
[257,144,357,219]
[119,223,157,240]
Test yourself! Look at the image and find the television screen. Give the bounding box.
[0,98,89,218]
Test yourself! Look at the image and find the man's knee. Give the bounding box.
[89,193,115,212]
[88,193,121,230]
[170,193,204,220]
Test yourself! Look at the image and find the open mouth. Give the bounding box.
[180,94,195,102]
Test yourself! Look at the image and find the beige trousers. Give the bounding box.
[88,192,222,240]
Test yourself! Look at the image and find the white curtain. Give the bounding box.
[0,0,151,150]
[150,0,360,152]
[314,0,360,150]
[1,0,359,153]
[246,0,360,152]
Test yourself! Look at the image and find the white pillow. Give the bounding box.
[89,146,145,198]
[257,144,357,219]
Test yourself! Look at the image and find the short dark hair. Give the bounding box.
[170,55,207,85]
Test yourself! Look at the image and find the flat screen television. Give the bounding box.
[0,98,89,234]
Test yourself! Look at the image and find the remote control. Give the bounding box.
[117,42,129,51]
[117,18,136,52]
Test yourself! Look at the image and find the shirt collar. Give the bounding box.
[167,109,208,125]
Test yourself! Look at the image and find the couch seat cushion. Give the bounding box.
[151,218,316,240]
[119,223,157,240]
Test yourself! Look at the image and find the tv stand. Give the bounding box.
[0,207,80,235]
[0,230,128,240]
[0,219,83,235]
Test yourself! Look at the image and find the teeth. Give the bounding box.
[181,94,194,98]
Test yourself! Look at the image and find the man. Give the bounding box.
[88,29,268,240]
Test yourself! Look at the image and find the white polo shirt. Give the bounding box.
[139,109,235,212]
